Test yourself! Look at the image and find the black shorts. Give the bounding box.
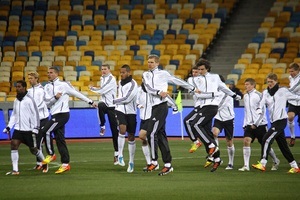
[213,118,234,140]
[139,119,149,131]
[12,130,37,148]
[244,124,268,144]
[288,104,300,124]
[116,111,137,134]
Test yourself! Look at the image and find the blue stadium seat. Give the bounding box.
[167,14,178,20]
[143,9,153,15]
[75,66,87,77]
[68,30,78,36]
[17,36,29,42]
[71,20,82,26]
[140,34,151,40]
[32,51,42,58]
[92,60,102,67]
[185,18,195,25]
[84,20,94,26]
[150,49,160,56]
[76,40,87,47]
[169,60,180,67]
[84,51,95,60]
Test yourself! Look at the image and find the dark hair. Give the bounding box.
[16,80,27,88]
[192,66,198,70]
[288,62,300,71]
[101,63,110,69]
[267,73,278,81]
[219,75,225,83]
[195,58,211,72]
[245,78,256,86]
[49,66,60,73]
[121,64,131,72]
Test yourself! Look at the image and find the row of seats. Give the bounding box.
[0,0,239,100]
[227,0,300,92]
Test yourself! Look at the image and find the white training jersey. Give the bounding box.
[142,67,195,107]
[8,93,40,131]
[259,87,300,123]
[214,93,235,121]
[243,89,267,127]
[28,83,49,120]
[136,86,152,120]
[288,73,300,106]
[89,73,117,107]
[187,76,201,107]
[195,72,236,108]
[44,78,93,115]
[114,77,138,115]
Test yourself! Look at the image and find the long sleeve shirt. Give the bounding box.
[195,72,236,108]
[28,83,49,120]
[8,93,40,131]
[114,78,138,115]
[259,87,300,123]
[187,76,201,108]
[44,78,93,115]
[136,87,152,120]
[215,93,235,121]
[142,67,195,107]
[288,73,300,106]
[243,89,267,127]
[89,73,117,107]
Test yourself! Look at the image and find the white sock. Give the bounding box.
[288,120,295,138]
[214,137,219,146]
[128,140,136,163]
[227,145,235,166]
[269,148,278,163]
[261,158,267,167]
[194,140,200,144]
[36,150,45,162]
[290,160,298,168]
[114,151,118,157]
[151,160,158,165]
[164,163,171,168]
[118,134,125,158]
[11,150,19,172]
[243,147,251,168]
[142,145,151,165]
[208,143,216,148]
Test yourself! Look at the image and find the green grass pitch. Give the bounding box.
[0,138,299,200]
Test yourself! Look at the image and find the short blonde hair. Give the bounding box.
[148,54,160,63]
[28,71,39,79]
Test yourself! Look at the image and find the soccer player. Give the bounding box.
[142,54,196,176]
[184,66,202,153]
[27,72,53,172]
[186,59,241,172]
[211,75,235,170]
[3,80,45,175]
[42,66,97,174]
[287,63,300,147]
[137,83,178,170]
[113,64,138,173]
[252,73,300,173]
[238,78,279,172]
[89,63,119,164]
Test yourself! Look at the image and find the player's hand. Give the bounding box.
[234,94,242,101]
[3,127,10,134]
[32,128,39,135]
[159,91,168,98]
[172,108,179,114]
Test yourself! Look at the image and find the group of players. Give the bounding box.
[3,55,300,175]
